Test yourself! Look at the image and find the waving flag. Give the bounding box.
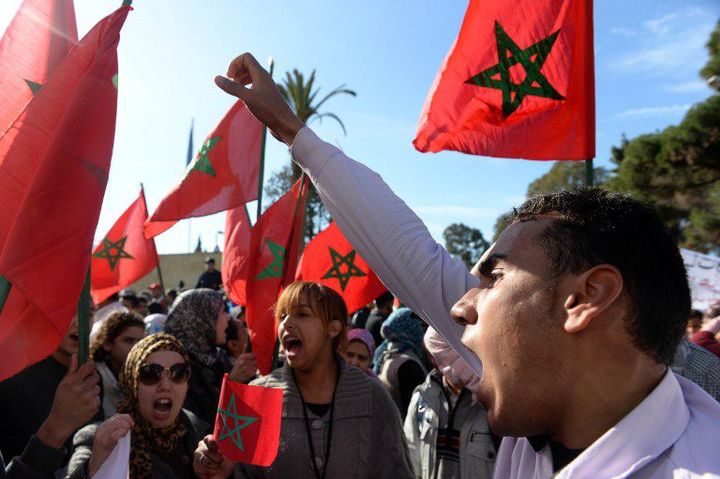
[246,178,307,374]
[413,0,594,160]
[144,101,263,238]
[222,204,252,305]
[297,221,387,314]
[0,6,130,381]
[0,0,78,135]
[91,190,159,305]
[214,374,283,466]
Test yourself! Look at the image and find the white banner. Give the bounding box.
[681,248,720,311]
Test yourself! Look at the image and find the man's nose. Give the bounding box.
[450,289,479,326]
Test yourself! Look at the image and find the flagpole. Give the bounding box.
[585,158,594,186]
[186,119,194,252]
[77,266,91,364]
[140,184,166,295]
[271,174,308,370]
[0,276,11,313]
[256,57,275,220]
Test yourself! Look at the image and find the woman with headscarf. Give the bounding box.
[344,328,377,377]
[66,334,210,478]
[193,281,414,479]
[373,307,428,419]
[162,289,234,424]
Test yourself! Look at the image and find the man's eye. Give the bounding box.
[485,270,503,284]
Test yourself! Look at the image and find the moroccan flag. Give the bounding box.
[0,0,78,135]
[222,204,252,306]
[214,374,283,466]
[246,178,307,374]
[91,189,159,305]
[413,0,594,160]
[296,221,387,314]
[144,101,263,238]
[0,6,129,381]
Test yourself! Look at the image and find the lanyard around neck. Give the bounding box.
[294,368,339,479]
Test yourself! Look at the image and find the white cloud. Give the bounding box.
[610,27,636,37]
[611,29,709,73]
[665,80,710,94]
[614,104,691,118]
[609,7,714,76]
[644,13,679,36]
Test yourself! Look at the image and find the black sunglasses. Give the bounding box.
[138,363,190,386]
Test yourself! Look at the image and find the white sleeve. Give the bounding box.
[291,127,483,377]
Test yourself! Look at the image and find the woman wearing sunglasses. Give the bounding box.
[194,281,414,478]
[66,334,210,478]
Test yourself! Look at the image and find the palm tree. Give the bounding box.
[278,69,356,133]
[271,69,356,239]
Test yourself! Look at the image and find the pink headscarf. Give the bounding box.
[347,328,376,358]
[423,327,481,396]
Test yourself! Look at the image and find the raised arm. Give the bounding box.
[215,52,482,376]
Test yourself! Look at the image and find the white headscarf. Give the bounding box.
[423,326,482,396]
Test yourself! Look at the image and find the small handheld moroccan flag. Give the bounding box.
[214,374,283,466]
[413,0,594,160]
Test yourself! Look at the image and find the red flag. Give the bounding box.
[91,190,159,305]
[413,0,594,160]
[0,0,78,135]
[246,178,307,374]
[296,221,387,314]
[0,6,129,381]
[222,204,252,305]
[144,101,263,238]
[214,374,283,466]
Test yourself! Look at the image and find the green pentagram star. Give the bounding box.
[255,240,286,279]
[190,136,221,177]
[322,247,366,291]
[93,236,133,271]
[216,394,258,451]
[465,21,565,117]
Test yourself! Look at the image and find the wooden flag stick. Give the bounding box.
[585,158,594,186]
[255,57,275,221]
[77,266,92,364]
[141,184,166,294]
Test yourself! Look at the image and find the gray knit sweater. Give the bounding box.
[235,360,414,478]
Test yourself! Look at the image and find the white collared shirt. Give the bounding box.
[496,371,720,478]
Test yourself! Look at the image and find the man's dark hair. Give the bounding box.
[147,300,166,315]
[508,187,690,365]
[689,309,704,320]
[374,290,394,309]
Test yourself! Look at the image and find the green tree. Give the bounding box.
[527,161,609,197]
[606,20,720,251]
[443,223,490,269]
[277,69,356,180]
[700,20,719,82]
[265,69,356,240]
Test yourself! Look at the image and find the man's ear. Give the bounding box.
[327,319,342,339]
[563,264,623,334]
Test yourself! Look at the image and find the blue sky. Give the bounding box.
[1,0,718,254]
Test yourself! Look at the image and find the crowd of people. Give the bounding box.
[1,51,720,478]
